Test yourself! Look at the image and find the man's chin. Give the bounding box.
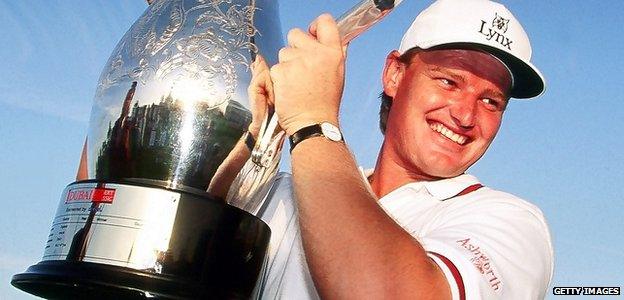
[431,171,465,180]
[419,155,470,178]
[422,163,468,180]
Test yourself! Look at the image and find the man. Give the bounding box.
[254,0,554,299]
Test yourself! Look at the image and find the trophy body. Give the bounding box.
[12,0,284,298]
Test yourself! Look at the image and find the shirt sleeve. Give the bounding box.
[418,189,554,300]
[259,174,320,300]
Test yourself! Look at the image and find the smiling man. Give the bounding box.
[257,0,554,299]
[373,49,512,195]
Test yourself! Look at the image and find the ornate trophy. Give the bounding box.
[12,0,283,298]
[12,0,401,298]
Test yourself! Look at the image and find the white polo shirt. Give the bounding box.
[258,172,554,300]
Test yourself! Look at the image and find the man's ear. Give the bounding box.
[382,50,405,99]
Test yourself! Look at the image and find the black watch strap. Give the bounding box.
[244,131,256,151]
[289,123,344,153]
[289,124,323,152]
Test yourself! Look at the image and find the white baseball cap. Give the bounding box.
[399,0,545,98]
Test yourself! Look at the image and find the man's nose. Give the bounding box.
[450,98,477,129]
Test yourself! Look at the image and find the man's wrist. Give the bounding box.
[242,131,256,152]
[289,121,344,153]
[247,124,261,140]
[284,116,339,136]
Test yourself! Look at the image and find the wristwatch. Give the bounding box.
[289,122,344,152]
[242,131,256,152]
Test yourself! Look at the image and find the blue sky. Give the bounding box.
[1,0,622,299]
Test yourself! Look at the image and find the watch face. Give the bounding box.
[320,122,342,141]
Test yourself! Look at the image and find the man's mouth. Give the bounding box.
[429,122,468,145]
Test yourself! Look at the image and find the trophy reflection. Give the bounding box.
[12,0,285,298]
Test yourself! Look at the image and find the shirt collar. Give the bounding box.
[423,173,481,201]
[360,168,481,201]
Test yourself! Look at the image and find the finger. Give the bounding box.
[263,69,275,106]
[309,16,319,38]
[256,71,272,109]
[247,74,263,100]
[309,13,341,48]
[249,69,270,96]
[257,68,273,98]
[249,59,269,97]
[252,54,269,74]
[278,47,300,63]
[269,63,288,94]
[251,54,262,74]
[287,28,316,49]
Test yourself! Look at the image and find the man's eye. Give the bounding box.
[482,98,502,110]
[439,78,455,86]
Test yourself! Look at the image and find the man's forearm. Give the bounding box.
[207,135,252,200]
[291,137,451,299]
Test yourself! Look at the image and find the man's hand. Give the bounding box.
[247,54,273,139]
[270,14,346,135]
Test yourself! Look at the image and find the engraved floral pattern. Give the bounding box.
[130,0,181,57]
[96,0,258,106]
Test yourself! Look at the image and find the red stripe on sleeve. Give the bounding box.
[429,252,466,300]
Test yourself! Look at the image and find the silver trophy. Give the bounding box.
[13,0,282,298]
[12,0,400,298]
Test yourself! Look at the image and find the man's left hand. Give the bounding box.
[270,14,347,135]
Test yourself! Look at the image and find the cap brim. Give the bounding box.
[423,43,546,99]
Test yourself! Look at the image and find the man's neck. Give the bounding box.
[369,142,441,199]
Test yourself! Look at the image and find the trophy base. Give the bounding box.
[12,261,194,299]
[12,180,271,299]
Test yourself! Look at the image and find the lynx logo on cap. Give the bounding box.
[478,13,513,50]
[491,13,509,33]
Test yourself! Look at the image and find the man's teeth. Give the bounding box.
[430,123,467,145]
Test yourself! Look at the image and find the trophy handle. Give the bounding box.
[226,108,284,214]
[252,110,283,168]
[337,0,403,45]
